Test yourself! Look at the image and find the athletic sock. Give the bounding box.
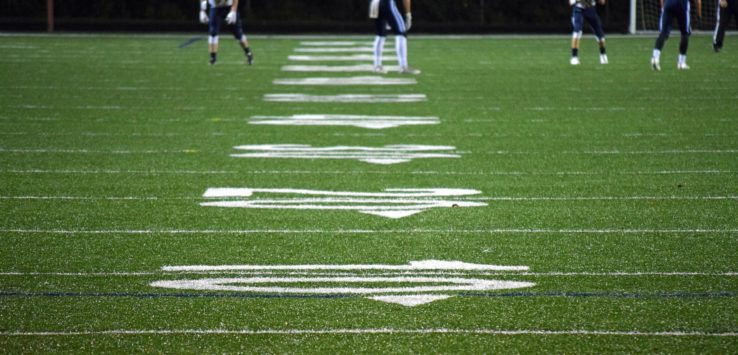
[599,47,606,55]
[572,48,579,58]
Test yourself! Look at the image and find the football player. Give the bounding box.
[199,0,253,66]
[713,0,737,52]
[369,0,420,74]
[651,0,702,70]
[569,0,608,66]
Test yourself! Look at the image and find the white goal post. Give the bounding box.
[629,0,720,34]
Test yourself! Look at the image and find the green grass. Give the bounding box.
[0,33,737,353]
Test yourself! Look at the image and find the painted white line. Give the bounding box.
[202,188,486,219]
[299,41,368,46]
[467,196,738,201]
[1,271,736,277]
[273,76,416,86]
[0,148,196,154]
[150,276,535,294]
[249,114,439,129]
[2,329,737,337]
[162,260,528,272]
[263,94,427,103]
[2,169,235,175]
[288,54,397,62]
[294,47,375,53]
[230,145,460,165]
[2,229,737,235]
[3,169,734,176]
[282,65,401,73]
[480,150,738,155]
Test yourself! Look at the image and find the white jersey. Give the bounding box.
[209,0,233,7]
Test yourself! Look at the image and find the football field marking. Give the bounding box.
[263,94,427,103]
[153,260,532,306]
[2,329,737,337]
[282,65,401,72]
[249,114,439,129]
[201,188,486,219]
[288,55,398,61]
[294,47,375,53]
[230,145,460,165]
[273,76,416,86]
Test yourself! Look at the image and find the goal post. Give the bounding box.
[629,0,719,34]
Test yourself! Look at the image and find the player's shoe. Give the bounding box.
[713,43,721,53]
[677,62,690,70]
[570,57,580,66]
[373,66,387,74]
[209,57,217,66]
[246,52,254,65]
[399,66,421,75]
[651,57,660,71]
[599,54,608,64]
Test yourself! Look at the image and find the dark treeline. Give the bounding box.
[0,0,630,33]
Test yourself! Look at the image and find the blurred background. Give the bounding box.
[0,0,632,34]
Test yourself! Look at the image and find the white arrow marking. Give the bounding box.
[249,114,439,129]
[230,145,460,165]
[273,76,416,86]
[263,94,427,103]
[162,260,530,272]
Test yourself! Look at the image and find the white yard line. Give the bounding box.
[1,228,736,235]
[0,271,736,277]
[1,328,736,337]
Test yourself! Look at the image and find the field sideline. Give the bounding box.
[0,33,736,353]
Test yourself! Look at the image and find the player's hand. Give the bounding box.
[569,0,576,6]
[720,0,728,8]
[226,11,237,24]
[199,11,209,24]
[405,13,412,31]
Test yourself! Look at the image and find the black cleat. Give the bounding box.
[246,52,254,65]
[713,43,721,53]
[209,57,217,66]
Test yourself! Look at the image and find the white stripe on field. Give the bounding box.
[294,47,375,53]
[282,64,400,72]
[1,271,736,277]
[0,148,197,154]
[2,328,736,337]
[1,228,736,235]
[273,76,416,86]
[2,169,735,176]
[299,41,368,46]
[263,94,427,103]
[288,54,397,62]
[249,114,439,129]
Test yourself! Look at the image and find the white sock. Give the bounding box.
[395,36,407,68]
[652,49,661,60]
[373,36,385,68]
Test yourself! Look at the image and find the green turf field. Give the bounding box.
[0,33,737,353]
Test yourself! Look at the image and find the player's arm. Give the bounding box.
[226,0,239,24]
[199,1,209,24]
[694,0,702,18]
[403,0,413,30]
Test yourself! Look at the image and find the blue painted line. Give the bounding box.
[178,37,204,49]
[0,291,734,299]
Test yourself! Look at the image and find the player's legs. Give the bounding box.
[208,7,226,65]
[230,13,253,65]
[386,0,410,71]
[676,1,692,68]
[373,17,388,72]
[585,8,607,64]
[570,8,584,65]
[713,0,726,50]
[652,4,673,70]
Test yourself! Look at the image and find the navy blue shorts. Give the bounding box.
[375,0,407,37]
[209,6,245,39]
[659,0,692,37]
[571,6,605,40]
